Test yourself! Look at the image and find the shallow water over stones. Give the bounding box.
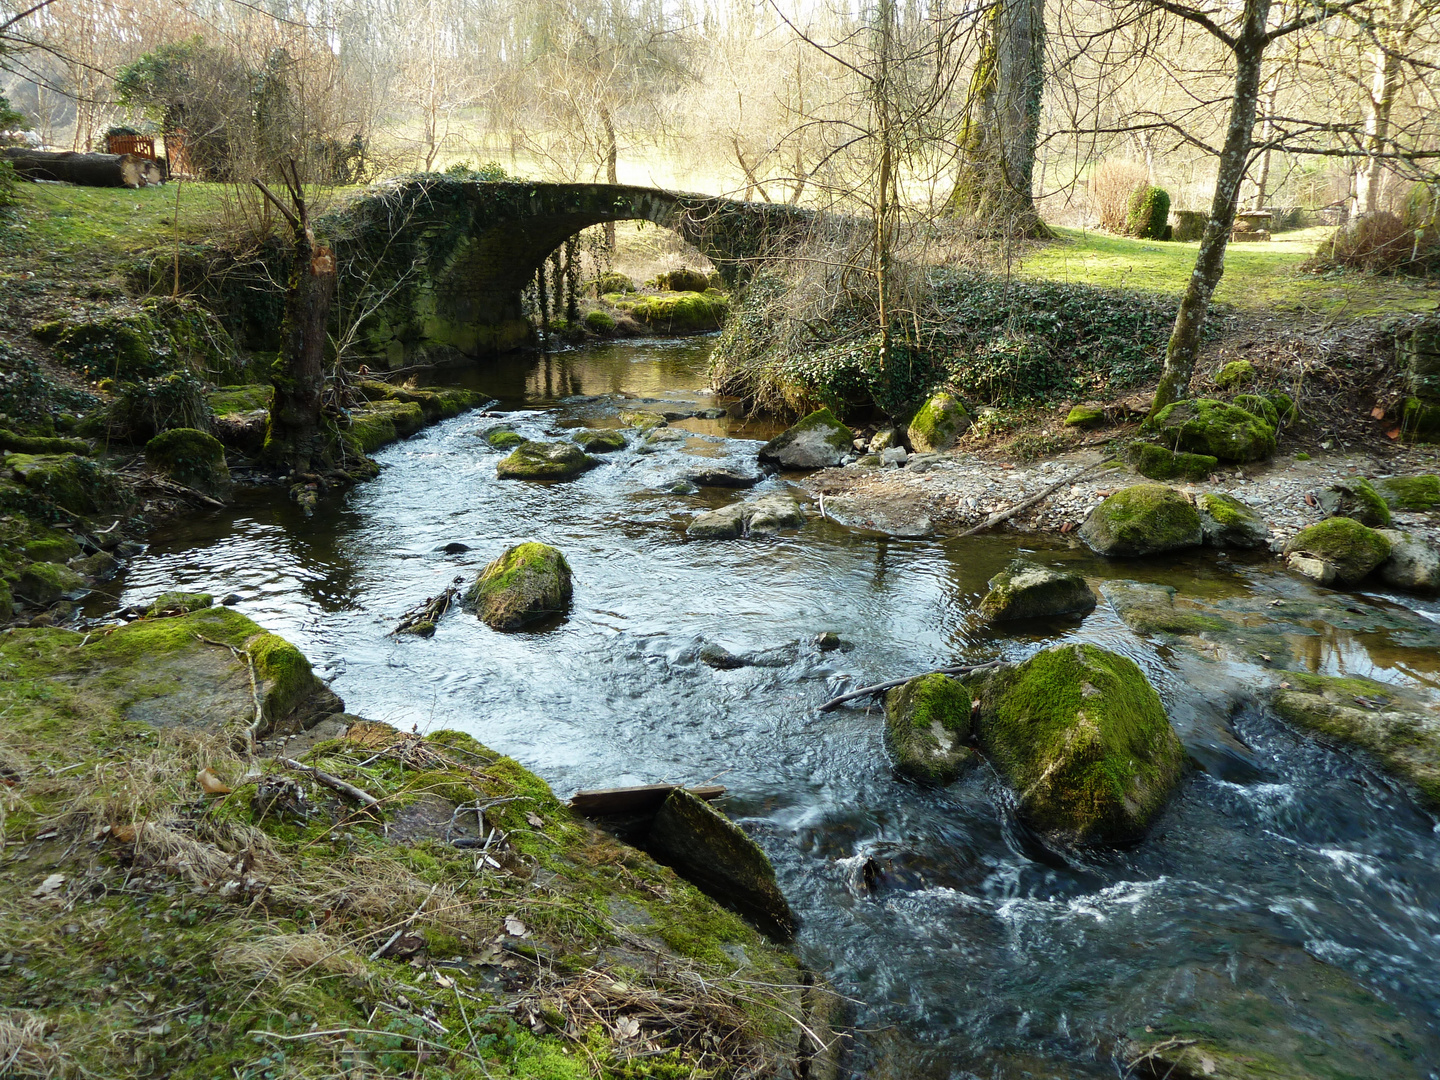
[114,337,1440,1077]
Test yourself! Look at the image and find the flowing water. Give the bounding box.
[115,338,1440,1078]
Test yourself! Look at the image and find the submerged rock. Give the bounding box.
[1148,398,1276,462]
[971,643,1185,845]
[1273,672,1439,810]
[1376,529,1440,592]
[699,642,746,669]
[1102,581,1232,638]
[1317,478,1391,527]
[1078,484,1203,557]
[485,426,525,450]
[687,494,807,539]
[883,673,977,785]
[1282,517,1391,586]
[978,560,1096,623]
[1195,492,1268,549]
[495,440,599,481]
[1374,473,1440,511]
[686,466,760,488]
[144,428,232,501]
[758,408,853,469]
[906,392,971,453]
[466,542,573,629]
[647,788,796,939]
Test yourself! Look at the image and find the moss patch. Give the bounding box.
[496,441,600,481]
[1078,484,1204,557]
[569,428,627,453]
[1374,474,1440,511]
[1214,359,1255,389]
[145,427,232,499]
[1283,517,1392,584]
[1148,398,1276,462]
[5,453,131,519]
[208,385,273,415]
[624,291,728,334]
[973,644,1185,844]
[466,542,573,629]
[1127,442,1218,481]
[906,393,970,452]
[883,673,977,785]
[146,591,214,615]
[1064,404,1105,428]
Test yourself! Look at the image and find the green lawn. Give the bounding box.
[1018,225,1438,318]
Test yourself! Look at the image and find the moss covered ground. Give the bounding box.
[0,609,819,1079]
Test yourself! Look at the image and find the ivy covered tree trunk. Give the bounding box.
[950,0,1049,238]
[1150,0,1271,416]
[254,170,335,473]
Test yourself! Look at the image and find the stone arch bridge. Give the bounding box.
[331,179,813,367]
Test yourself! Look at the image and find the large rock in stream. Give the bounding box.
[883,673,977,785]
[1282,517,1391,586]
[978,560,1096,623]
[496,440,599,481]
[466,542,573,629]
[970,644,1185,845]
[1376,528,1440,592]
[687,493,807,539]
[757,408,853,469]
[1078,484,1203,557]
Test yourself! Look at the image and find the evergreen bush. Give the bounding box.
[1125,186,1171,240]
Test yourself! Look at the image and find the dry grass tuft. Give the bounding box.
[215,933,370,981]
[0,1009,57,1078]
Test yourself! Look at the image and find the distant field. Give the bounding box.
[1017,225,1439,318]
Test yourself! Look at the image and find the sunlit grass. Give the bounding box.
[1017,225,1438,318]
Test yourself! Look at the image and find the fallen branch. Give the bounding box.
[281,757,382,809]
[391,586,459,635]
[955,456,1117,538]
[136,474,227,508]
[368,882,439,961]
[817,660,1009,712]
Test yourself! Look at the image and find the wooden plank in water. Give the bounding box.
[569,783,725,816]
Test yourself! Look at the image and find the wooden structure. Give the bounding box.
[105,133,156,160]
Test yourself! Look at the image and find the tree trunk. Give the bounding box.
[601,105,618,251]
[254,174,335,474]
[3,148,157,188]
[1150,0,1272,416]
[950,0,1049,237]
[1354,0,1413,215]
[1251,75,1279,210]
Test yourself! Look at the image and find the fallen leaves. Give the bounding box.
[196,767,232,795]
[32,873,65,898]
[504,915,529,938]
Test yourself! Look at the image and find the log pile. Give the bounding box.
[3,148,165,188]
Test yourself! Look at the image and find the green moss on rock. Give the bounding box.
[883,673,977,785]
[147,591,214,615]
[1101,580,1234,637]
[23,529,80,563]
[1283,517,1391,585]
[1374,474,1440,511]
[466,542,573,629]
[626,291,728,333]
[979,560,1096,623]
[1127,442,1218,481]
[496,440,600,481]
[1063,404,1105,428]
[906,393,971,453]
[1231,392,1278,427]
[1402,397,1440,441]
[1195,492,1268,548]
[583,309,616,332]
[14,560,85,605]
[486,427,526,450]
[208,385,273,415]
[347,410,398,453]
[1214,359,1255,389]
[6,453,130,517]
[145,427,232,500]
[1149,398,1277,462]
[0,428,91,455]
[973,644,1184,844]
[570,428,627,453]
[758,408,854,469]
[1078,484,1204,557]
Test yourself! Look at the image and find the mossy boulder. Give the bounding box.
[646,789,796,940]
[570,428,627,453]
[485,426,526,450]
[144,428,232,500]
[758,408,854,469]
[22,529,80,563]
[1127,442,1218,481]
[1374,474,1440,511]
[347,410,398,453]
[906,392,971,453]
[1148,398,1276,462]
[1195,492,1268,549]
[1284,521,1393,587]
[656,268,713,293]
[496,440,600,481]
[583,308,616,332]
[883,673,978,785]
[1268,391,1298,425]
[1213,359,1255,389]
[0,428,91,455]
[14,561,86,606]
[1063,403,1105,428]
[466,542,573,629]
[357,399,425,438]
[971,644,1185,845]
[619,410,667,431]
[209,385,273,415]
[625,291,728,333]
[6,453,130,517]
[978,560,1096,623]
[1283,517,1391,586]
[1317,478,1391,527]
[1274,672,1439,810]
[1078,484,1203,556]
[147,591,214,615]
[586,271,635,294]
[1375,529,1440,592]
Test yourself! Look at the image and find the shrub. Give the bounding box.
[1089,159,1150,232]
[1307,211,1424,274]
[1125,186,1171,240]
[0,159,16,210]
[103,371,213,442]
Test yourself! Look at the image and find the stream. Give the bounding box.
[114,337,1440,1078]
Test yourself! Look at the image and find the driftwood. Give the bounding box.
[955,456,1117,538]
[569,783,726,817]
[281,757,382,809]
[392,586,459,635]
[4,148,164,188]
[817,660,1009,712]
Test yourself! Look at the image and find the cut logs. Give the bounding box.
[3,148,165,188]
